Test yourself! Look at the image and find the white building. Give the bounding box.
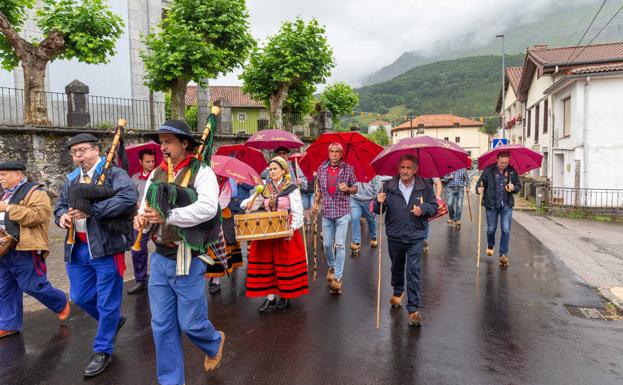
[514,42,623,191]
[367,119,392,136]
[0,0,166,102]
[496,66,525,145]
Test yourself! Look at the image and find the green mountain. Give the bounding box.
[363,2,623,85]
[356,54,525,120]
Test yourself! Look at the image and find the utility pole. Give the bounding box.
[496,34,506,140]
[409,115,413,138]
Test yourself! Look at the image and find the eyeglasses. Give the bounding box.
[70,146,95,156]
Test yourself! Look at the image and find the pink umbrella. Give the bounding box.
[478,144,543,175]
[123,141,163,176]
[210,155,262,186]
[215,144,268,174]
[245,129,304,151]
[371,136,470,178]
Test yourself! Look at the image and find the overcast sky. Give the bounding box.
[212,0,594,88]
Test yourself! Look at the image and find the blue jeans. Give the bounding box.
[149,253,222,385]
[322,214,350,280]
[301,192,315,210]
[446,187,465,221]
[350,198,376,244]
[66,240,123,355]
[387,239,424,313]
[486,206,513,256]
[0,250,67,331]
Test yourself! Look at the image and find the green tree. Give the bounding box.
[320,81,359,122]
[0,0,123,125]
[142,0,254,120]
[366,128,389,146]
[241,17,334,129]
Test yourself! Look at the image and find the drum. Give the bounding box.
[234,210,290,241]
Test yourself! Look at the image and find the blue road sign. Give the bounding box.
[492,138,508,149]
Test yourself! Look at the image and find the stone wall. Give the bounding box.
[0,125,314,197]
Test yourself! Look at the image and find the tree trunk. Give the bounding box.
[22,56,51,126]
[269,85,289,129]
[170,79,188,120]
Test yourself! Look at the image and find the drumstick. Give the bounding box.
[245,183,266,213]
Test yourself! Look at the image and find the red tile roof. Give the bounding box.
[185,85,264,108]
[569,61,623,74]
[392,114,483,133]
[506,66,523,95]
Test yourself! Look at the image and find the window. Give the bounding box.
[455,136,460,143]
[535,104,540,143]
[237,112,246,122]
[527,109,531,137]
[444,136,449,141]
[543,99,548,133]
[563,97,571,137]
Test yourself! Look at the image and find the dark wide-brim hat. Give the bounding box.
[148,120,200,146]
[0,160,26,171]
[67,133,99,149]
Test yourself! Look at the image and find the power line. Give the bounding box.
[565,0,608,62]
[569,3,623,62]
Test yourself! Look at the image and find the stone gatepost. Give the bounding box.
[213,98,232,135]
[66,80,90,127]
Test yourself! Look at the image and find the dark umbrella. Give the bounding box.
[245,129,304,151]
[371,136,470,177]
[299,132,383,182]
[215,144,268,174]
[477,144,543,175]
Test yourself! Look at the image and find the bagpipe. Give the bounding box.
[66,119,133,244]
[133,107,223,257]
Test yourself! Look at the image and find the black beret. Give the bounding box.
[67,133,99,149]
[0,161,26,171]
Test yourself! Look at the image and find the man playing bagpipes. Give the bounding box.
[0,161,70,339]
[54,133,137,377]
[133,119,225,385]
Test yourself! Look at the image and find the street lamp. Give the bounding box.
[496,34,505,140]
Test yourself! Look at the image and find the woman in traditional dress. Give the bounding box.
[205,176,244,293]
[241,157,308,312]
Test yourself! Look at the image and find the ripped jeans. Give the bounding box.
[322,214,351,280]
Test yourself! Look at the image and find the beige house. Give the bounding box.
[391,114,488,159]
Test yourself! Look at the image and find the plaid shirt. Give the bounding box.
[444,168,470,188]
[317,160,357,219]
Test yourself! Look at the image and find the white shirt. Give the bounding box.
[240,179,304,231]
[398,178,415,204]
[139,164,219,229]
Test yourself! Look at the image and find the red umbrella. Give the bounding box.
[288,152,305,161]
[215,144,268,174]
[245,129,304,151]
[371,136,470,178]
[300,132,383,182]
[210,155,262,186]
[123,141,163,177]
[478,144,543,175]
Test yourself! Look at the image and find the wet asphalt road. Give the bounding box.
[2,211,623,385]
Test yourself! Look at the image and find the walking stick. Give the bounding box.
[466,187,473,222]
[312,178,319,281]
[376,184,384,329]
[294,158,309,266]
[476,182,483,269]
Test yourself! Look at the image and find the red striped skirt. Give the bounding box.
[246,229,309,299]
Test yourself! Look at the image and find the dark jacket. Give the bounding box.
[476,164,521,208]
[373,176,438,243]
[54,161,137,261]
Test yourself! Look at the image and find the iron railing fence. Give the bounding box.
[544,187,623,209]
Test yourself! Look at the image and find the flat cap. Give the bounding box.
[0,160,27,171]
[67,133,99,149]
